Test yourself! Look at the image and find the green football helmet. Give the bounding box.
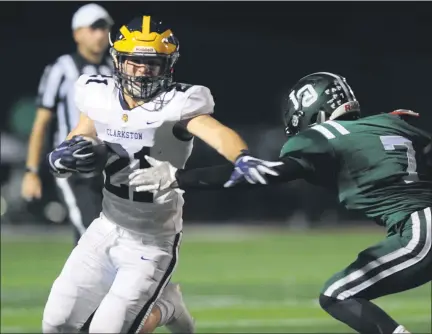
[282,72,361,136]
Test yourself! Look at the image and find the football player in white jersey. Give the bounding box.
[43,15,281,334]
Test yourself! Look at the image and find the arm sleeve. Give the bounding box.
[35,62,65,111]
[174,129,335,190]
[174,156,309,190]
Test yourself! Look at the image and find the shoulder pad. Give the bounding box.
[280,129,332,158]
[180,85,215,120]
[75,74,114,114]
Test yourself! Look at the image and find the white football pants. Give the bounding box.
[42,214,182,333]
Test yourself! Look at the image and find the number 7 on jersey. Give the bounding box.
[380,135,419,184]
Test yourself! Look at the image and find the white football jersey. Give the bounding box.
[74,74,214,236]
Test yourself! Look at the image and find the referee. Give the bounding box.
[21,4,114,245]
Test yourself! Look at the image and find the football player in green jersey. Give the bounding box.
[129,72,432,334]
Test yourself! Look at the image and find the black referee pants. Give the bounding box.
[55,173,103,245]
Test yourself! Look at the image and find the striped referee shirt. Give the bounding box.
[36,52,113,147]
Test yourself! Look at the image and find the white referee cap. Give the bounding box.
[71,3,114,31]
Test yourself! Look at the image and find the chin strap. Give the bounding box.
[316,110,327,124]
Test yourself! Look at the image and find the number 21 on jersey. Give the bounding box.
[104,142,153,203]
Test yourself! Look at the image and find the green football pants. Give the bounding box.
[322,207,432,300]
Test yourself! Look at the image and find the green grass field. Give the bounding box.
[1,226,431,333]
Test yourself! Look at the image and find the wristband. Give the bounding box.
[26,166,39,174]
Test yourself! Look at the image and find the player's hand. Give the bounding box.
[129,156,178,192]
[224,150,284,188]
[21,172,42,201]
[47,135,96,177]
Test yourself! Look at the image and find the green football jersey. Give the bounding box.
[280,113,432,229]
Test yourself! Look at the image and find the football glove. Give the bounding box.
[129,156,179,193]
[224,150,284,188]
[47,135,96,178]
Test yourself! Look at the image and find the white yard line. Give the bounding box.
[184,295,428,311]
[198,315,431,328]
[184,295,317,308]
[1,296,429,316]
[198,317,344,328]
[1,315,429,333]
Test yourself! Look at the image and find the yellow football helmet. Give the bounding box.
[110,16,180,100]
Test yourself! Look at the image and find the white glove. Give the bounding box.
[129,156,178,192]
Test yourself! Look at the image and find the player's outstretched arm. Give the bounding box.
[176,86,283,185]
[129,154,308,192]
[185,114,247,163]
[185,114,284,185]
[177,154,308,189]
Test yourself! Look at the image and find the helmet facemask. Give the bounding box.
[283,105,329,137]
[283,88,330,137]
[111,49,178,100]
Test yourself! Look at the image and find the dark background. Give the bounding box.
[1,1,431,226]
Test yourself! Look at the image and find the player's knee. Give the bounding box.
[42,301,69,332]
[42,303,82,333]
[88,320,108,333]
[88,311,121,334]
[42,320,59,333]
[42,320,62,333]
[318,293,338,312]
[43,279,88,333]
[42,318,80,333]
[42,319,58,334]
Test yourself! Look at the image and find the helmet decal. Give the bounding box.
[289,84,318,110]
[282,72,361,136]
